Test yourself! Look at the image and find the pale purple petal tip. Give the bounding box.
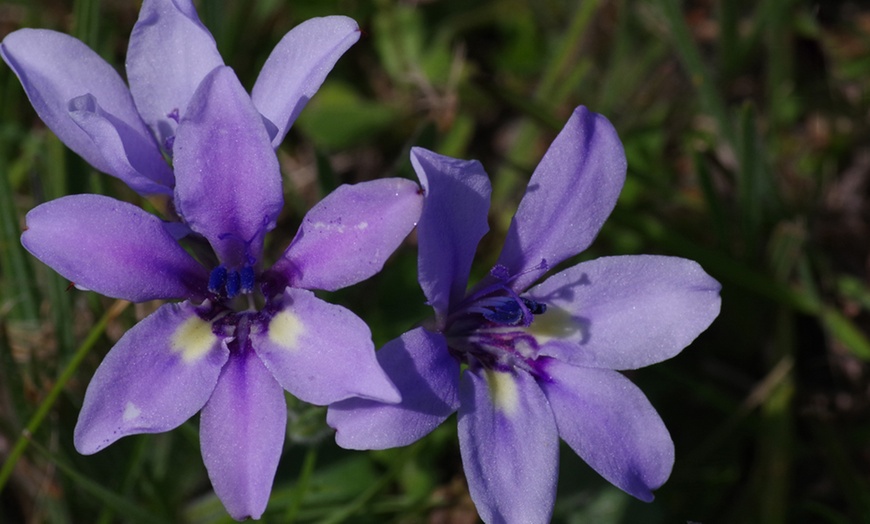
[530,255,721,370]
[22,194,209,301]
[173,66,283,268]
[200,348,287,521]
[540,360,674,502]
[252,16,360,146]
[496,106,627,291]
[252,288,400,405]
[1,29,172,195]
[458,368,559,524]
[410,147,492,321]
[74,302,228,454]
[273,178,422,292]
[127,0,224,146]
[327,327,460,450]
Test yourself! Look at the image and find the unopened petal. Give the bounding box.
[327,327,459,450]
[539,359,674,502]
[127,0,224,146]
[252,16,360,146]
[458,368,558,524]
[74,302,228,454]
[22,194,208,301]
[496,107,626,291]
[173,66,283,268]
[251,288,400,405]
[529,255,721,370]
[1,29,172,195]
[272,178,421,291]
[200,347,286,521]
[411,147,491,320]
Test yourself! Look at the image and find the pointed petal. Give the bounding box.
[173,66,283,268]
[539,360,674,501]
[271,178,421,292]
[126,0,224,146]
[458,368,558,524]
[327,327,459,450]
[496,107,626,291]
[251,288,400,405]
[410,147,491,320]
[74,302,228,454]
[200,348,286,521]
[252,16,360,146]
[22,194,208,301]
[1,29,172,195]
[528,255,721,370]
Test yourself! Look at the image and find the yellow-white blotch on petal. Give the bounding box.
[171,316,217,363]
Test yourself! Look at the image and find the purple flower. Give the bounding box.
[1,0,360,196]
[21,65,423,520]
[327,107,722,523]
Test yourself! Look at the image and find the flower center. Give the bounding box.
[445,263,548,373]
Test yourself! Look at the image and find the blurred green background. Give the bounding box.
[1,0,869,522]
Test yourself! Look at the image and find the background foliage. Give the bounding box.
[1,0,870,522]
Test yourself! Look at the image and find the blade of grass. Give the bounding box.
[0,299,130,493]
[654,0,735,146]
[27,438,170,524]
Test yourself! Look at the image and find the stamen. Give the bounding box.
[240,266,255,294]
[208,266,228,294]
[226,270,241,298]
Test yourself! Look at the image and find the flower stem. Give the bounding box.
[0,299,130,493]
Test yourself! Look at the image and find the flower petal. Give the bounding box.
[22,194,208,301]
[173,66,283,268]
[67,94,173,196]
[126,0,224,147]
[200,347,286,521]
[539,359,674,502]
[74,302,228,454]
[528,255,721,370]
[458,367,558,524]
[271,178,421,292]
[327,327,459,450]
[411,147,491,321]
[1,29,172,195]
[252,16,360,146]
[251,288,400,405]
[495,106,626,291]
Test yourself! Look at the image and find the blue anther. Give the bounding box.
[240,266,255,294]
[226,270,241,298]
[483,299,524,325]
[522,297,547,315]
[208,266,228,294]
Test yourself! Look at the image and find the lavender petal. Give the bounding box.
[327,327,459,450]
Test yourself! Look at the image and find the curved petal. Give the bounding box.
[173,66,283,268]
[271,178,422,292]
[67,94,173,196]
[252,16,360,146]
[527,255,721,370]
[495,107,626,291]
[327,327,460,450]
[458,367,558,524]
[1,29,172,195]
[74,302,228,454]
[200,347,286,521]
[251,288,400,405]
[411,147,491,321]
[22,194,209,301]
[539,360,674,502]
[126,0,224,147]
